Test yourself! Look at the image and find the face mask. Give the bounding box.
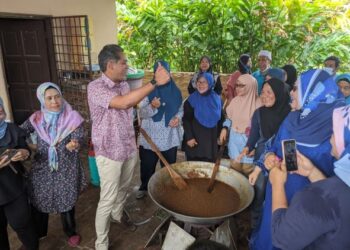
[323,67,334,75]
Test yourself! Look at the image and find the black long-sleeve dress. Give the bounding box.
[182,100,224,162]
[0,123,28,205]
[245,109,269,161]
[0,123,38,250]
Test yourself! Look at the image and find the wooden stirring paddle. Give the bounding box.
[207,143,226,193]
[139,128,187,190]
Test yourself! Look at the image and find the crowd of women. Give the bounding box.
[131,52,350,249]
[1,47,350,250]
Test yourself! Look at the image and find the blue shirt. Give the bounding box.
[252,70,266,95]
[346,96,350,105]
[223,119,253,164]
[272,176,350,250]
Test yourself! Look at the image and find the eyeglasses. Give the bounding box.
[197,80,208,85]
[292,85,298,92]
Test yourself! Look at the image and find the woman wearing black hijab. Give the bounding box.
[236,78,291,230]
[282,64,297,91]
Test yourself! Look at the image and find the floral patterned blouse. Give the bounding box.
[21,120,87,213]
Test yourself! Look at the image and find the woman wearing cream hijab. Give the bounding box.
[220,74,261,175]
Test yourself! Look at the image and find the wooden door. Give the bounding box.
[0,18,54,124]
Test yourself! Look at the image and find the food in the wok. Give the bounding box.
[156,178,240,217]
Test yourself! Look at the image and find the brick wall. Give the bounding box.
[143,71,231,99]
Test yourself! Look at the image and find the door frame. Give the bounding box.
[0,13,58,121]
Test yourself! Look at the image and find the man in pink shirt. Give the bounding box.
[87,44,169,250]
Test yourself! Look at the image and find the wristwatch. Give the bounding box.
[150,78,157,86]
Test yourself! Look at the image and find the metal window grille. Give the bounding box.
[51,16,99,142]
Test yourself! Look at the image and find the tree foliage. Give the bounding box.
[116,0,350,73]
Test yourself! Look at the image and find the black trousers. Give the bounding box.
[0,193,39,250]
[32,206,77,238]
[139,146,178,191]
[250,173,268,230]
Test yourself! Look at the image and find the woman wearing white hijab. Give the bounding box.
[21,82,86,247]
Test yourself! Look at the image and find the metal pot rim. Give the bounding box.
[148,161,255,224]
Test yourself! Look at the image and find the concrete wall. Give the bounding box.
[0,0,117,120]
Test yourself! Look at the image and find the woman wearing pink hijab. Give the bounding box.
[220,74,261,175]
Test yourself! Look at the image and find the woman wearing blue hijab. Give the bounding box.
[250,69,345,250]
[183,72,223,162]
[137,60,183,199]
[336,73,350,105]
[187,55,223,95]
[270,105,350,249]
[266,68,286,82]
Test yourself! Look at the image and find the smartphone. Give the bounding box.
[282,139,298,171]
[0,149,18,160]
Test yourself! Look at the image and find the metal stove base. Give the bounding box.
[144,214,238,249]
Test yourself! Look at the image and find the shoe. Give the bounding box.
[135,190,147,199]
[68,234,81,247]
[111,212,137,232]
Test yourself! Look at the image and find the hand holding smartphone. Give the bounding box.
[0,149,18,160]
[282,139,298,171]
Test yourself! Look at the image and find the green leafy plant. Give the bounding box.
[116,0,350,73]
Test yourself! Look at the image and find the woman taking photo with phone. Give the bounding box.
[250,69,344,250]
[269,105,350,249]
[0,97,38,250]
[21,82,86,247]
